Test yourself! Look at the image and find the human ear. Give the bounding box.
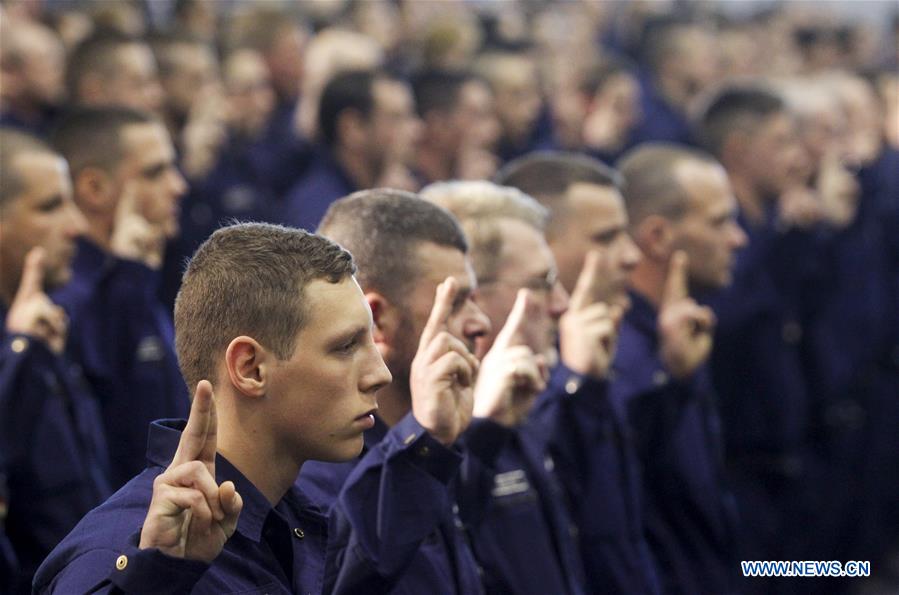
[366,292,399,348]
[634,214,674,262]
[225,336,269,398]
[74,166,117,215]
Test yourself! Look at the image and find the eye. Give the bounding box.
[336,338,358,354]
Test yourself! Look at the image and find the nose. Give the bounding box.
[65,200,89,238]
[168,166,188,200]
[621,234,643,270]
[361,344,392,395]
[464,300,492,344]
[548,280,569,320]
[728,221,748,249]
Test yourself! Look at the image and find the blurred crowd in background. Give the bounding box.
[1,0,898,593]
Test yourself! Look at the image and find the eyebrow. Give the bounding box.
[327,325,370,350]
[591,225,624,243]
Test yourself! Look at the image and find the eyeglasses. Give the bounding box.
[479,269,558,293]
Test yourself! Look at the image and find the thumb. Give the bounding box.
[114,180,141,228]
[662,251,689,306]
[492,288,533,350]
[15,247,46,301]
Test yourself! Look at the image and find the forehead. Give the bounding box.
[11,152,71,203]
[458,80,492,105]
[565,182,627,225]
[496,219,553,274]
[373,79,413,109]
[226,51,268,85]
[300,276,371,338]
[675,160,735,216]
[412,242,471,285]
[120,122,174,165]
[116,44,157,75]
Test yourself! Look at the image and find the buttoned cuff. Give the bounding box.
[108,533,209,594]
[388,413,463,485]
[1,332,55,365]
[544,364,609,412]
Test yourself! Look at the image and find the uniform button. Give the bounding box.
[543,455,555,472]
[417,445,430,457]
[293,527,305,539]
[10,338,28,353]
[569,523,579,538]
[403,433,417,445]
[452,503,459,515]
[652,369,669,386]
[565,377,580,395]
[115,555,128,571]
[782,321,802,344]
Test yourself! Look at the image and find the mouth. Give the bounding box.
[353,408,377,429]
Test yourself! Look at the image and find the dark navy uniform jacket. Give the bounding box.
[0,308,110,594]
[456,417,586,595]
[531,364,662,594]
[299,413,484,595]
[282,149,357,232]
[53,239,190,489]
[36,416,467,594]
[614,291,738,595]
[627,74,695,148]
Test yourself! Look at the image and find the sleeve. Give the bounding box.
[0,333,54,466]
[35,535,209,594]
[454,418,515,528]
[323,413,463,595]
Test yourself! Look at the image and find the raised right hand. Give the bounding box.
[558,250,622,378]
[139,381,242,562]
[409,278,480,445]
[109,181,165,269]
[4,248,67,354]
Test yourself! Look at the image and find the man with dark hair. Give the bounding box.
[37,221,480,593]
[496,152,660,594]
[616,143,746,594]
[51,107,190,488]
[0,128,109,593]
[412,70,501,183]
[695,86,822,576]
[301,189,490,593]
[65,31,164,114]
[578,57,642,163]
[628,16,718,146]
[282,70,421,231]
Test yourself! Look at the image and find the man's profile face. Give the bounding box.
[453,80,501,152]
[0,152,87,297]
[387,242,491,388]
[266,276,392,462]
[106,44,164,114]
[475,219,567,360]
[118,122,187,238]
[368,79,421,166]
[549,182,642,308]
[492,57,542,143]
[669,160,748,290]
[745,111,808,198]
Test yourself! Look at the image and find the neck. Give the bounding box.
[85,217,114,253]
[655,73,689,114]
[629,260,666,310]
[217,405,301,507]
[728,173,766,226]
[334,146,375,190]
[374,383,410,428]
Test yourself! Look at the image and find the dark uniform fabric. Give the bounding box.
[531,364,662,595]
[0,306,110,594]
[706,208,822,576]
[53,238,189,489]
[614,291,738,594]
[627,74,695,148]
[36,416,468,594]
[299,413,484,595]
[456,417,586,595]
[282,149,357,232]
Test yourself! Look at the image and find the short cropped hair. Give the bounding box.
[696,86,785,158]
[412,69,479,117]
[318,189,468,301]
[495,151,621,237]
[66,31,141,101]
[174,223,355,391]
[617,142,719,226]
[421,181,548,281]
[0,128,57,210]
[51,107,155,177]
[318,69,384,147]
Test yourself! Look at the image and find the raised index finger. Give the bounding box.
[492,288,534,350]
[662,251,690,307]
[170,380,218,474]
[418,277,458,350]
[569,250,603,312]
[14,247,46,302]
